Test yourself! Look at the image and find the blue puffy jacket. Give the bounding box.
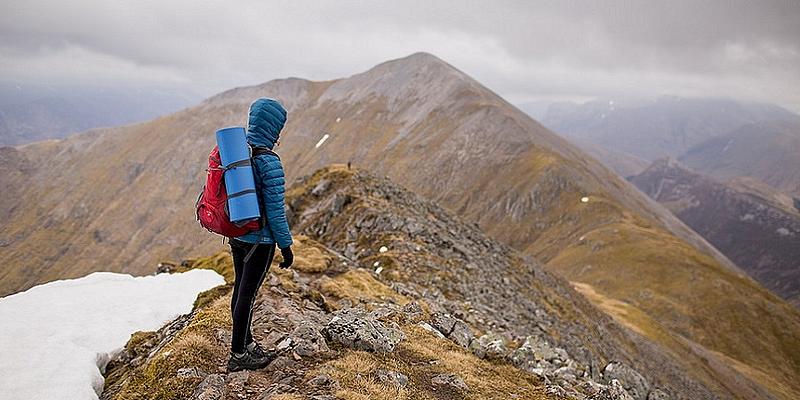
[235,98,293,249]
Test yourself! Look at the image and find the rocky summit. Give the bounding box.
[105,166,764,400]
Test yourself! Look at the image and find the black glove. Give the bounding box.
[279,246,294,269]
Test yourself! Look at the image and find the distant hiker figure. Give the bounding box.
[227,98,294,371]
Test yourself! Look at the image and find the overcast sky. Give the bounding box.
[1,0,799,111]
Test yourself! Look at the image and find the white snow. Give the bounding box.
[315,133,330,148]
[0,270,224,400]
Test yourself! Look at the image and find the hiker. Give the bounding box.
[227,98,294,372]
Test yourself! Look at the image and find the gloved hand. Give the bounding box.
[279,246,294,269]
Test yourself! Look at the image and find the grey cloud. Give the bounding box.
[1,0,798,111]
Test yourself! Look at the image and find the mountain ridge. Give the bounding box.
[632,158,800,308]
[2,52,799,399]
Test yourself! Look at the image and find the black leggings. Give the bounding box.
[229,239,276,353]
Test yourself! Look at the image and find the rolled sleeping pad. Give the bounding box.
[215,126,261,225]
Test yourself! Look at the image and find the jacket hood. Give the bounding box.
[247,98,287,149]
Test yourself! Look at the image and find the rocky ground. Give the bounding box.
[102,166,712,399]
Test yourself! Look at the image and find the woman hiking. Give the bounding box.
[227,98,294,372]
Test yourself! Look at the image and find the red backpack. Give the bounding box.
[195,145,262,237]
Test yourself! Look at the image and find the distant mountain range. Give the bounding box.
[679,119,800,196]
[542,96,797,160]
[0,85,199,146]
[632,158,800,308]
[2,53,799,399]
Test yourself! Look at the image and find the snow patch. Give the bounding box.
[0,270,224,400]
[315,133,330,148]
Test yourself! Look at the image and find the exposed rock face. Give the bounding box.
[588,379,636,400]
[289,323,330,357]
[632,158,800,307]
[323,307,405,353]
[430,312,473,348]
[603,362,651,400]
[285,167,722,399]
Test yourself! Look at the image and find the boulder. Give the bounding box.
[289,323,329,357]
[589,379,635,400]
[430,313,474,348]
[469,333,508,360]
[323,308,405,353]
[374,369,409,388]
[603,362,650,400]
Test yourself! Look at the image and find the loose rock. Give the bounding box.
[374,369,409,388]
[323,307,405,353]
[430,313,474,348]
[589,379,636,400]
[469,333,508,360]
[603,362,650,400]
[431,373,469,393]
[290,323,330,357]
[191,374,225,400]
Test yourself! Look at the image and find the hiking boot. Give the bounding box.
[246,341,277,360]
[227,349,271,372]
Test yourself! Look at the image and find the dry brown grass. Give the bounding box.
[318,269,408,305]
[289,235,333,273]
[313,325,551,400]
[111,293,231,400]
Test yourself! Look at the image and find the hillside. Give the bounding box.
[105,166,725,399]
[631,159,800,307]
[679,119,800,196]
[541,97,796,163]
[2,53,800,399]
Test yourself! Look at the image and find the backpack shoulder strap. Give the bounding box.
[252,146,280,159]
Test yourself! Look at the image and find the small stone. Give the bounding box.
[418,322,445,338]
[311,179,331,196]
[647,388,670,400]
[401,301,424,322]
[374,369,408,388]
[307,374,334,387]
[258,382,295,399]
[177,366,206,379]
[275,337,292,352]
[431,373,468,393]
[226,370,249,391]
[191,374,225,400]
